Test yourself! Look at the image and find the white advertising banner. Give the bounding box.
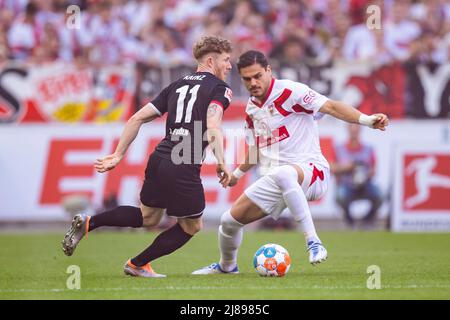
[0,121,337,221]
[1,120,449,225]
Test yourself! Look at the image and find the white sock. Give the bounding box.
[218,210,244,271]
[283,188,319,244]
[270,166,320,245]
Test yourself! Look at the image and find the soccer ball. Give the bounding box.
[253,243,291,277]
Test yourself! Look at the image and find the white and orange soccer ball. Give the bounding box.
[253,243,291,277]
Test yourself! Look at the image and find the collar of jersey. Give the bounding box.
[251,78,275,108]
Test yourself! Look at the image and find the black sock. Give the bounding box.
[88,206,143,231]
[131,223,192,267]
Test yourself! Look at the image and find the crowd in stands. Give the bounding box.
[0,0,449,67]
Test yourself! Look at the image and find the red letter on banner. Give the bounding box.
[40,139,103,204]
[103,139,160,199]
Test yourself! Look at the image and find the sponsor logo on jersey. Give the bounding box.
[257,125,290,148]
[224,88,233,102]
[169,127,190,136]
[303,90,316,105]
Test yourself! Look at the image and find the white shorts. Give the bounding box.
[244,162,330,220]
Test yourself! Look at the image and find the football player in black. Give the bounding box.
[62,36,233,278]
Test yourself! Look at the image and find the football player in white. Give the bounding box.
[192,50,388,274]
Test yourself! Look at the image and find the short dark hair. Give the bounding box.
[236,50,269,71]
[193,36,232,61]
[26,1,39,16]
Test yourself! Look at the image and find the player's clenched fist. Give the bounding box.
[217,164,231,188]
[371,113,389,131]
[94,153,123,173]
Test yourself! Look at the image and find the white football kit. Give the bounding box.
[243,78,330,220]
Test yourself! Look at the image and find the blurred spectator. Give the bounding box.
[410,29,448,63]
[270,37,306,67]
[7,1,40,60]
[348,0,367,25]
[276,0,311,44]
[331,124,383,229]
[0,0,448,67]
[408,0,450,64]
[225,1,272,57]
[0,0,28,15]
[0,29,9,63]
[409,0,445,36]
[0,6,15,32]
[163,0,211,32]
[148,21,191,67]
[120,0,153,37]
[327,13,351,61]
[83,1,126,65]
[30,21,60,64]
[342,21,377,61]
[186,5,227,50]
[341,0,391,63]
[384,0,421,61]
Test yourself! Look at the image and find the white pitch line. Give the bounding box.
[1,284,449,294]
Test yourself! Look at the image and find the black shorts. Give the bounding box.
[140,152,205,218]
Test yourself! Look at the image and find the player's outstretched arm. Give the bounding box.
[319,100,389,131]
[228,145,259,187]
[94,104,160,173]
[206,102,231,187]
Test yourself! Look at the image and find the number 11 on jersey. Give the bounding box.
[175,84,200,123]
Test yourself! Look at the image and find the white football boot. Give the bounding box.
[191,263,239,275]
[307,241,328,266]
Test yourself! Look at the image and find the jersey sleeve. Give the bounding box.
[292,82,329,114]
[149,84,172,116]
[210,85,232,111]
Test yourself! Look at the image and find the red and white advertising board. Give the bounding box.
[392,144,450,232]
[0,122,335,221]
[1,120,449,225]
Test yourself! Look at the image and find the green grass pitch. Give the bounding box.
[0,230,449,299]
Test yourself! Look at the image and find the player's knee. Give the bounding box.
[269,165,299,191]
[179,219,203,235]
[220,210,243,235]
[142,215,160,227]
[190,220,203,234]
[140,207,163,227]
